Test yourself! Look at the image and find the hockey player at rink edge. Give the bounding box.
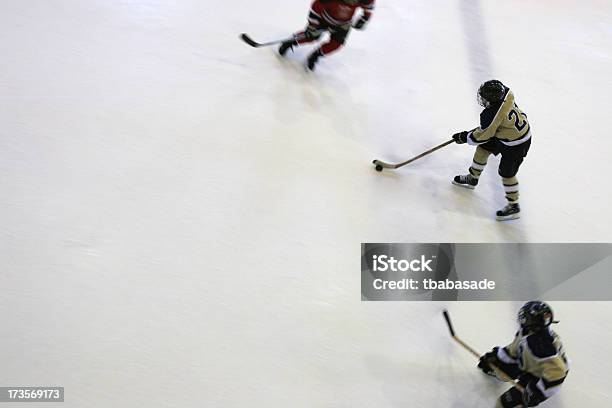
[478,302,569,407]
[278,0,375,70]
[452,80,532,221]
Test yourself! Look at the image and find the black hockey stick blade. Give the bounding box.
[372,159,398,169]
[240,33,261,47]
[442,310,456,337]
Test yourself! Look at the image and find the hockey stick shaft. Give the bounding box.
[373,139,454,170]
[442,310,524,391]
[240,30,324,48]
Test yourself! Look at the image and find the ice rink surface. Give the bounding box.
[1,0,612,407]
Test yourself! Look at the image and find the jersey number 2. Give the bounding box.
[508,109,527,132]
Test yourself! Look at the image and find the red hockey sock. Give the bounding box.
[320,39,343,55]
[296,31,317,45]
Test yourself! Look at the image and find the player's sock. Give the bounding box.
[502,176,519,203]
[453,146,489,188]
[469,146,490,178]
[469,161,486,178]
[320,39,342,55]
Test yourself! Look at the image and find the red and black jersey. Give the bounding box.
[308,0,375,28]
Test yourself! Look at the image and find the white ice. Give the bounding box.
[1,0,612,407]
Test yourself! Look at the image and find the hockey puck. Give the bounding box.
[375,165,383,172]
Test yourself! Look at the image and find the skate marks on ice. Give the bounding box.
[362,353,503,407]
[458,0,494,88]
[359,315,508,408]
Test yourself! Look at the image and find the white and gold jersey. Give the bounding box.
[468,90,531,147]
[497,327,569,398]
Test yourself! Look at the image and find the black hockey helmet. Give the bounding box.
[477,79,507,107]
[518,301,558,331]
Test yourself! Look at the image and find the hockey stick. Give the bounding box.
[239,30,323,48]
[442,310,524,391]
[372,139,454,171]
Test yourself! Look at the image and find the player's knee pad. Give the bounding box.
[498,152,524,178]
[498,162,521,178]
[330,35,347,45]
[499,169,519,179]
[330,30,349,44]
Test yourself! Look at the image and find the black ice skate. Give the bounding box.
[452,174,478,189]
[496,203,520,221]
[306,50,322,71]
[278,40,297,57]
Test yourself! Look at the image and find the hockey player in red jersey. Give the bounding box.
[279,0,375,70]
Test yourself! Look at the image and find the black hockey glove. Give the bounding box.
[477,347,500,376]
[453,131,468,144]
[522,380,546,407]
[353,16,369,30]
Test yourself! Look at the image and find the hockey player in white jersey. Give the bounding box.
[478,301,569,407]
[452,80,532,221]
